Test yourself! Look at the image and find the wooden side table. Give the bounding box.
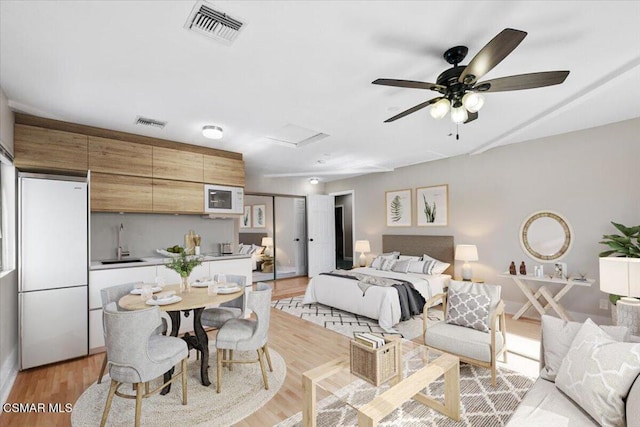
[498,273,593,321]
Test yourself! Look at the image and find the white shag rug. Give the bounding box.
[72,344,286,427]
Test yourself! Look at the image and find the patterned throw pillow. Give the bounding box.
[421,254,450,274]
[445,289,491,332]
[378,258,396,271]
[370,252,399,269]
[556,318,640,426]
[407,259,448,275]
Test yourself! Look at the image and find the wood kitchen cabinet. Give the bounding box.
[203,154,245,187]
[152,179,203,214]
[91,172,153,212]
[14,124,88,172]
[88,136,153,177]
[152,146,203,183]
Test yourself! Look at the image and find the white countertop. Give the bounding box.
[90,254,251,271]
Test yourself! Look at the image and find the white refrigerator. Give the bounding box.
[19,175,89,370]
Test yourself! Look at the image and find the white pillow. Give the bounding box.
[398,255,420,261]
[251,244,265,255]
[378,258,396,271]
[391,259,410,273]
[408,258,448,275]
[556,318,640,426]
[239,244,252,255]
[540,315,629,382]
[421,254,450,274]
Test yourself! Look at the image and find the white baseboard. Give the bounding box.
[503,299,611,326]
[0,345,18,405]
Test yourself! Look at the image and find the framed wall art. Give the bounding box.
[240,206,251,228]
[252,204,266,228]
[416,184,448,226]
[385,189,412,227]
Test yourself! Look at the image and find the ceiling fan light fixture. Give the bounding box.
[429,98,450,119]
[462,92,485,113]
[450,105,468,124]
[202,125,223,139]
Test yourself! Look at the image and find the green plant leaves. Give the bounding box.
[600,221,640,258]
[390,195,403,222]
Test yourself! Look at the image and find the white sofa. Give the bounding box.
[507,316,640,426]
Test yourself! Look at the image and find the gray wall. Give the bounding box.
[91,213,236,260]
[335,194,353,259]
[326,118,640,322]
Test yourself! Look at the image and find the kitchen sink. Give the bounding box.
[100,258,145,265]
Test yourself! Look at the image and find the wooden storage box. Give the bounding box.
[349,336,401,386]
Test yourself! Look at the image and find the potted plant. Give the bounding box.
[599,222,640,321]
[165,250,203,293]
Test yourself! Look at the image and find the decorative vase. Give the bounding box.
[180,275,191,293]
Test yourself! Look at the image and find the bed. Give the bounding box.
[302,235,454,331]
[238,232,267,271]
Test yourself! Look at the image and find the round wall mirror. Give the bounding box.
[519,211,573,262]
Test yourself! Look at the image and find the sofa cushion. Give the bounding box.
[446,289,491,332]
[556,318,640,426]
[506,377,598,426]
[540,315,629,382]
[425,321,503,363]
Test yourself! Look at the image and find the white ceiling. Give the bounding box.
[1,1,639,183]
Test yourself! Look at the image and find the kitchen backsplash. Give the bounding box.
[91,213,236,260]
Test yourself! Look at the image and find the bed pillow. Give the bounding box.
[391,259,410,273]
[445,288,490,332]
[251,244,265,255]
[407,259,447,275]
[239,244,253,255]
[556,318,640,426]
[540,314,629,382]
[421,254,450,274]
[370,252,399,269]
[398,255,420,261]
[378,258,396,271]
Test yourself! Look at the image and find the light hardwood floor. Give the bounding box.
[1,277,541,426]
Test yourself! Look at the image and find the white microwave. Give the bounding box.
[204,184,244,214]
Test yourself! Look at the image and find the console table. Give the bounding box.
[498,273,594,321]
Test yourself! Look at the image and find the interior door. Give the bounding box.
[293,198,307,276]
[307,195,335,277]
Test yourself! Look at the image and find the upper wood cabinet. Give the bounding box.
[152,179,203,214]
[88,136,152,177]
[153,147,203,183]
[91,173,153,213]
[15,124,88,172]
[203,155,245,187]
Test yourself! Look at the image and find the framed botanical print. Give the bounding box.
[240,206,251,228]
[385,189,412,227]
[416,185,448,226]
[252,204,266,228]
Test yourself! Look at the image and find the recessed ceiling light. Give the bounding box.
[202,125,223,139]
[309,177,320,185]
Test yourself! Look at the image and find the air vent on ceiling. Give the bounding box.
[184,1,245,44]
[134,116,166,129]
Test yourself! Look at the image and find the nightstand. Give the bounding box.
[453,277,484,283]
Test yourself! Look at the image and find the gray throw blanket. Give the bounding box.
[320,270,426,321]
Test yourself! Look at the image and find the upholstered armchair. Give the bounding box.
[200,274,247,329]
[100,302,188,427]
[97,282,168,384]
[214,282,273,393]
[423,281,507,386]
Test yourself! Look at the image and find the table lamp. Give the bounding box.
[455,244,478,281]
[354,240,371,267]
[600,257,640,332]
[261,237,273,257]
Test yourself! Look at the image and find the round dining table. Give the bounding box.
[119,283,243,394]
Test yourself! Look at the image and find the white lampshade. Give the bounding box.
[462,92,485,113]
[354,240,371,253]
[455,245,479,262]
[430,98,451,119]
[261,237,273,247]
[450,105,468,124]
[202,125,223,139]
[600,257,640,297]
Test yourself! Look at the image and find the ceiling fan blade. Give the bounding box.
[474,71,570,92]
[372,78,445,92]
[384,97,443,123]
[458,28,527,85]
[464,111,478,124]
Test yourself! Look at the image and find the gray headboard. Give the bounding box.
[239,232,267,247]
[382,234,454,276]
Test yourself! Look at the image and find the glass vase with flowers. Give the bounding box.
[165,250,203,293]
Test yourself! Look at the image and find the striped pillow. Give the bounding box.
[378,258,397,271]
[407,259,446,275]
[421,254,450,274]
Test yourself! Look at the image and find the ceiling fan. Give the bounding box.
[372,28,570,125]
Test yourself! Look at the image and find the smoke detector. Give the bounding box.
[184,1,245,44]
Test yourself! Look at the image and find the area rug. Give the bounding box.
[71,344,286,427]
[272,295,443,340]
[276,353,535,427]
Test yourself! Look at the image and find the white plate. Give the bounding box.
[217,286,241,294]
[130,286,162,295]
[191,281,214,288]
[146,296,182,306]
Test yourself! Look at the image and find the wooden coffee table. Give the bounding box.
[302,339,460,426]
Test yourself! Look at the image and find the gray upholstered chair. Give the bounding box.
[200,274,247,329]
[97,282,167,384]
[423,281,507,386]
[214,282,273,393]
[100,302,188,427]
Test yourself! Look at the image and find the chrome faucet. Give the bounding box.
[116,223,130,260]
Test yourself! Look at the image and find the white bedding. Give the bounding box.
[302,267,450,331]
